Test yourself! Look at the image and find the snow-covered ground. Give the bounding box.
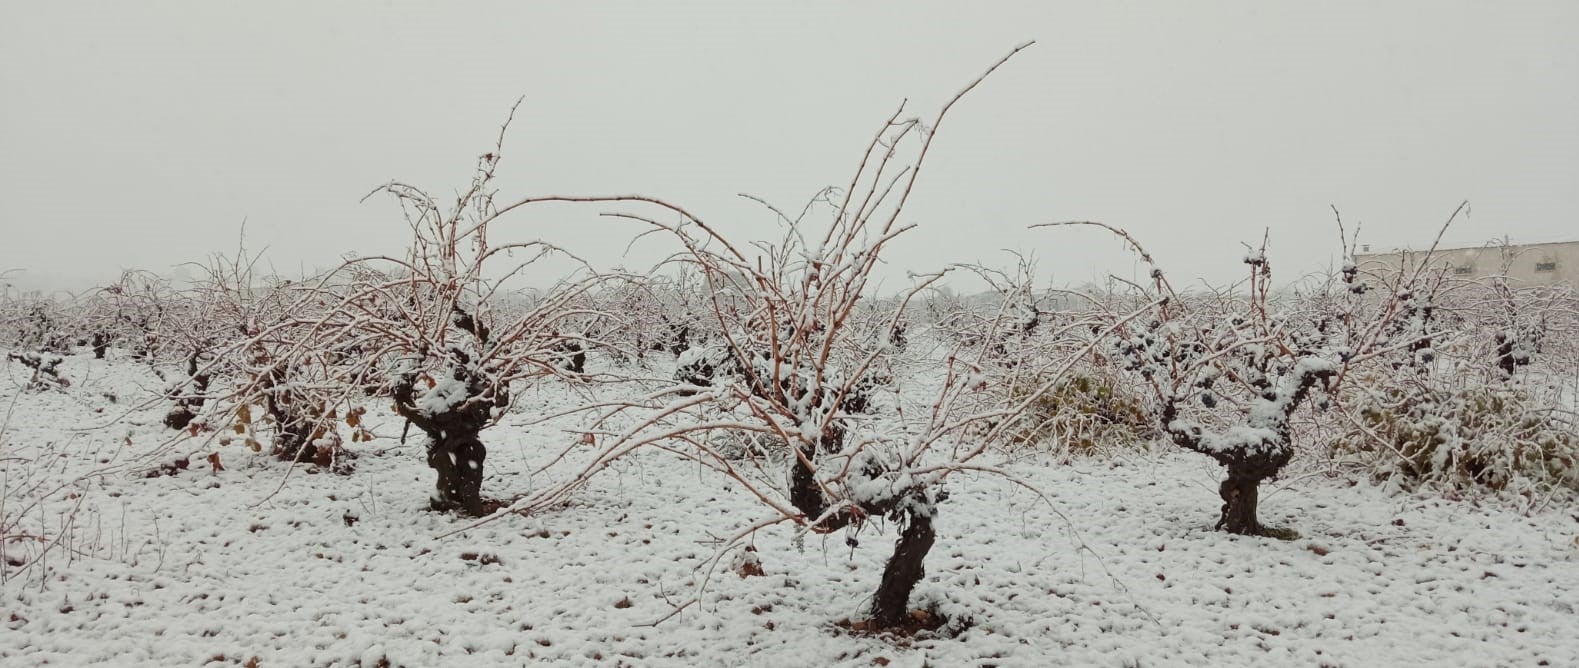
[4,353,1578,667]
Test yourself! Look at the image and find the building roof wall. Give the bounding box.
[1353,240,1578,287]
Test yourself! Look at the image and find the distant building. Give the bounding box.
[1353,240,1577,287]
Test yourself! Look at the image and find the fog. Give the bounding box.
[3,1,1575,294]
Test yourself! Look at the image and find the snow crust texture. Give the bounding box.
[3,354,1578,667]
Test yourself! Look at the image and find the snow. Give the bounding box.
[4,352,1579,666]
[1172,421,1283,456]
[673,345,712,370]
[1169,356,1339,457]
[1249,356,1337,428]
[417,376,470,417]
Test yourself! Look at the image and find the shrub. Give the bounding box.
[1336,383,1578,497]
[1004,373,1152,455]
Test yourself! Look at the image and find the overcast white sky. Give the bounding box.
[2,1,1576,294]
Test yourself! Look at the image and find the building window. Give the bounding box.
[1535,261,1557,272]
[1452,266,1475,275]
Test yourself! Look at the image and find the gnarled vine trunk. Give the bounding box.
[1216,453,1288,536]
[392,362,505,517]
[164,355,210,430]
[426,431,487,515]
[788,447,829,524]
[91,332,112,359]
[1217,470,1262,535]
[1163,361,1330,538]
[784,410,937,628]
[870,507,936,627]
